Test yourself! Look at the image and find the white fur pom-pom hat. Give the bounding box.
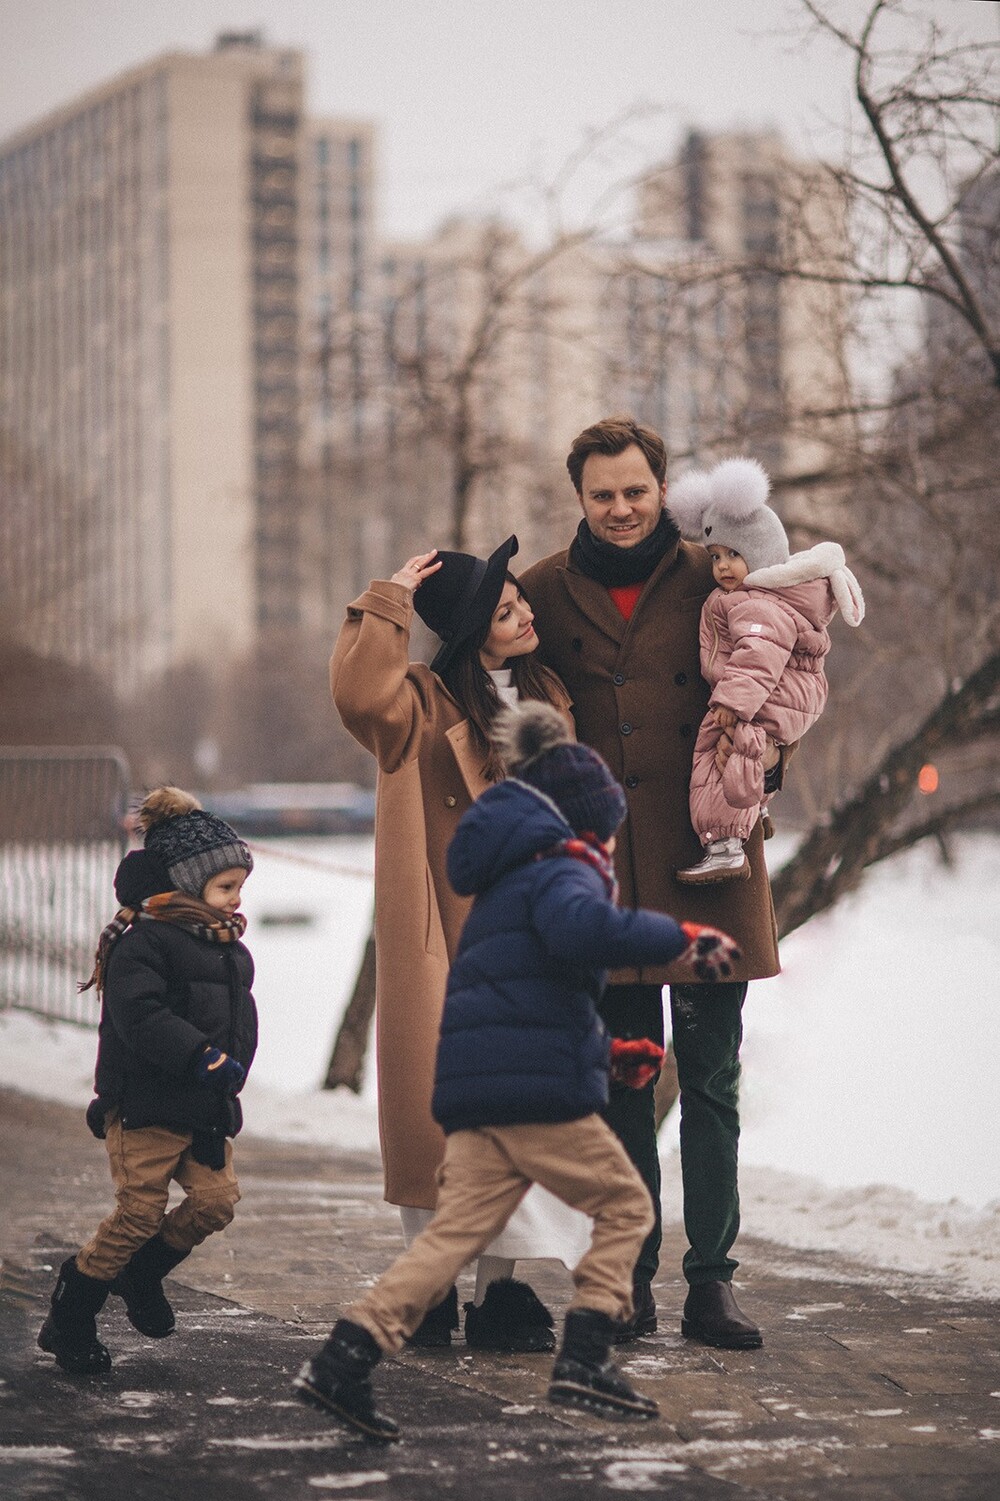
[668,456,789,575]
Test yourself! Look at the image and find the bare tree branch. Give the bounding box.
[772,651,1000,938]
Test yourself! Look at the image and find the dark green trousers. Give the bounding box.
[598,980,747,1287]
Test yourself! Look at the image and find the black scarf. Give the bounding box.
[569,509,680,587]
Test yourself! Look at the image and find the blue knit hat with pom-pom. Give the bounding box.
[493,702,627,843]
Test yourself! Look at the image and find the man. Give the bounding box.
[521,415,783,1350]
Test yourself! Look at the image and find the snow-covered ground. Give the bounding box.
[3,831,999,1297]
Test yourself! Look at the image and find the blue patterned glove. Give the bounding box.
[194,1046,245,1093]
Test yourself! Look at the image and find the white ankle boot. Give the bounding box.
[676,838,750,884]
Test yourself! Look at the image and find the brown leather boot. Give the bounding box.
[682,1280,762,1349]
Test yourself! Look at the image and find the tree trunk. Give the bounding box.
[771,650,1000,938]
[323,932,376,1093]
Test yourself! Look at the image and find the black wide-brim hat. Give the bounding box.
[414,535,519,675]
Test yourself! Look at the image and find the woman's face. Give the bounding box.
[479,581,537,671]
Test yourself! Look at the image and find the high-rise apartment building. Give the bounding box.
[633,130,850,483]
[1,63,852,700]
[368,218,609,573]
[298,116,377,634]
[358,128,852,582]
[0,33,377,692]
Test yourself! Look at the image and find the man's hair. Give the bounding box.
[566,415,668,494]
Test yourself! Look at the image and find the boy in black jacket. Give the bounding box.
[38,787,258,1375]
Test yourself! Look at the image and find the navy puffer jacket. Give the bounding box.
[432,779,688,1134]
[94,920,257,1137]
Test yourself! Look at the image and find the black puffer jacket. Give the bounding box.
[94,920,257,1136]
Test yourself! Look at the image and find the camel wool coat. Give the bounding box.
[520,536,781,986]
[331,579,571,1208]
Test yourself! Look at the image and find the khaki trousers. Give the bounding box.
[347,1114,653,1354]
[76,1115,241,1281]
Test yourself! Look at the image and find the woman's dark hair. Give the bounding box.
[440,574,563,783]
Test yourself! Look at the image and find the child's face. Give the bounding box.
[708,545,749,591]
[202,867,247,915]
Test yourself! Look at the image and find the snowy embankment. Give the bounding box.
[3,831,999,1297]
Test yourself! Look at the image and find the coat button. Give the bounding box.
[572,637,583,652]
[613,672,625,686]
[625,775,639,789]
[444,795,457,807]
[674,671,687,686]
[621,722,633,736]
[679,724,692,737]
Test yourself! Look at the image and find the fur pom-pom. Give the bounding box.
[666,469,713,538]
[136,785,202,833]
[709,457,770,520]
[492,701,571,775]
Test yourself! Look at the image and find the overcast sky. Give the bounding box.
[2,1,996,241]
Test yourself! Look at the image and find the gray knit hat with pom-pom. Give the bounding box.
[493,702,627,843]
[138,787,253,898]
[668,456,789,576]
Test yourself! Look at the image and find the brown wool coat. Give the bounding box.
[330,579,571,1208]
[520,538,782,986]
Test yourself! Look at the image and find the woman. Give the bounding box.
[331,535,592,1351]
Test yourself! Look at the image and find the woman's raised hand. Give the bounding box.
[391,550,443,592]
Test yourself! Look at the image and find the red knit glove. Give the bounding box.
[609,1037,665,1090]
[677,922,743,983]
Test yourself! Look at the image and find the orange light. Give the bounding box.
[917,764,939,794]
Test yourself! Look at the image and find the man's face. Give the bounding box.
[577,446,666,549]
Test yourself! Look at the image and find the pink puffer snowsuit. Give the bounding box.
[689,542,865,844]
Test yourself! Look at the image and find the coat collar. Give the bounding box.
[558,535,684,645]
[437,671,573,805]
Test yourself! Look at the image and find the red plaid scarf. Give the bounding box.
[534,831,619,904]
[80,892,247,995]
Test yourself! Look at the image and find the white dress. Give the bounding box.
[399,669,595,1271]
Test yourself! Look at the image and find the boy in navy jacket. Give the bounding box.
[295,703,740,1440]
[38,787,257,1376]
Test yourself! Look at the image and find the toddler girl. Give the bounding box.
[668,458,864,883]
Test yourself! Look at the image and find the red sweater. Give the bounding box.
[608,582,643,621]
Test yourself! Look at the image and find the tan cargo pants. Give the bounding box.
[76,1114,241,1281]
[347,1113,653,1353]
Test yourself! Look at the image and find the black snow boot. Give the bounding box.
[548,1308,658,1421]
[293,1318,400,1443]
[464,1277,556,1353]
[37,1256,113,1375]
[110,1234,191,1337]
[405,1283,459,1347]
[612,1279,657,1343]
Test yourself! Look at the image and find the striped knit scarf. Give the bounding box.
[80,892,247,995]
[535,832,619,904]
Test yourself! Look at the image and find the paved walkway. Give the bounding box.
[2,1088,999,1500]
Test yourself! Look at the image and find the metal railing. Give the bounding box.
[0,747,130,1024]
